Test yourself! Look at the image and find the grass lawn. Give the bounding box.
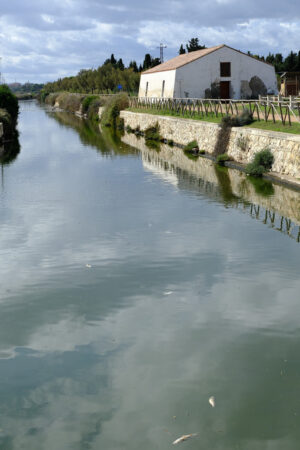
[246,120,300,134]
[127,107,300,135]
[127,107,222,124]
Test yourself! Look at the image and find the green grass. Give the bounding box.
[127,107,300,134]
[246,120,300,134]
[127,107,222,124]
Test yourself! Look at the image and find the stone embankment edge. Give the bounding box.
[120,110,300,191]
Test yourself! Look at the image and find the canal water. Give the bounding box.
[0,101,299,450]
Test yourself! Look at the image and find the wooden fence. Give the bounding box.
[129,97,300,126]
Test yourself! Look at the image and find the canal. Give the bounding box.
[0,101,299,449]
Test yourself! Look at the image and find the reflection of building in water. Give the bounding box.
[142,159,178,187]
[122,133,300,242]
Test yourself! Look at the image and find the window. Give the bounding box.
[161,80,165,98]
[145,82,149,97]
[220,62,231,77]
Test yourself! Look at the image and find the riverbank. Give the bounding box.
[120,111,300,188]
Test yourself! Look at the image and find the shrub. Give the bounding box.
[167,139,174,146]
[39,91,49,102]
[144,123,161,142]
[82,95,99,114]
[44,92,60,106]
[246,148,274,177]
[236,135,249,152]
[245,162,265,177]
[183,140,198,152]
[216,153,231,165]
[253,148,274,170]
[101,93,129,128]
[221,109,253,128]
[56,93,84,113]
[0,108,13,137]
[236,109,253,126]
[199,149,205,155]
[0,85,19,125]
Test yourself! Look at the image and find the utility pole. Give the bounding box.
[157,43,167,63]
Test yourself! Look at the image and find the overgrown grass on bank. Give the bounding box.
[127,107,300,134]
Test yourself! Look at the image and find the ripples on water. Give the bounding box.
[0,101,299,449]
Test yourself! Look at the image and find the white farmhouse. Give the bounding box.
[138,44,278,99]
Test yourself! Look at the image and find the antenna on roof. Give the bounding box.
[157,43,167,63]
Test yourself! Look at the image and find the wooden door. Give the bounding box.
[287,84,296,96]
[220,81,230,99]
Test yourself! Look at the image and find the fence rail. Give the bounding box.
[129,97,300,126]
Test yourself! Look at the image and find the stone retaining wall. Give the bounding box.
[120,111,300,179]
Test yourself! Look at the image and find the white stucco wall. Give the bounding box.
[138,46,278,100]
[138,70,176,98]
[174,47,277,99]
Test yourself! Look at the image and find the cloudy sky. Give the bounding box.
[0,0,300,84]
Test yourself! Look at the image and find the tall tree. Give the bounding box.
[143,54,152,70]
[129,60,138,72]
[186,38,206,53]
[110,54,117,65]
[117,58,124,70]
[179,44,186,55]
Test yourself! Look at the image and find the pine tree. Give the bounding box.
[117,58,124,70]
[186,38,206,53]
[129,61,138,72]
[179,44,186,55]
[143,54,152,70]
[110,54,117,65]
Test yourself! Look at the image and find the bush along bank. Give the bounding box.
[41,91,130,126]
[0,85,19,142]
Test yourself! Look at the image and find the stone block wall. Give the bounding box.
[120,111,300,180]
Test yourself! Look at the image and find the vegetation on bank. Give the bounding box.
[8,82,44,96]
[246,149,274,177]
[0,85,19,140]
[41,52,162,96]
[42,90,130,129]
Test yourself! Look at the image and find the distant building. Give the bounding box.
[139,44,278,100]
[280,72,300,96]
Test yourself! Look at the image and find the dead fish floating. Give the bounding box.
[172,433,197,445]
[209,396,215,408]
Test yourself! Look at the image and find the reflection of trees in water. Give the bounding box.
[0,135,21,166]
[141,146,300,244]
[48,111,138,157]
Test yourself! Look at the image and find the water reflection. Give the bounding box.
[0,134,21,166]
[122,132,300,242]
[0,104,299,449]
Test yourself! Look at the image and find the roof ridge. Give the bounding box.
[142,45,225,74]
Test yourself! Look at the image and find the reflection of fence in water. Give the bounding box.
[247,203,300,242]
[144,154,300,243]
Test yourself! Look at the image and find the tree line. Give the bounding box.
[44,38,300,95]
[177,37,300,73]
[43,53,161,95]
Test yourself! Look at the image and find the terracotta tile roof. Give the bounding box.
[142,44,274,74]
[143,45,224,74]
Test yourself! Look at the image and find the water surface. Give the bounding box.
[0,101,299,450]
